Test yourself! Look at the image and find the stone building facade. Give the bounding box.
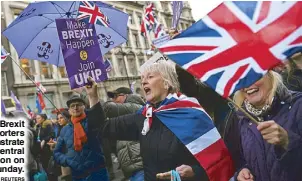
[1,1,194,117]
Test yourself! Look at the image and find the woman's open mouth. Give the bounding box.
[246,88,259,95]
[144,87,151,95]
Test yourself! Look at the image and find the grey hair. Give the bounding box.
[140,62,180,93]
[233,70,284,107]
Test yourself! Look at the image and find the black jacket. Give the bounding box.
[35,120,53,142]
[104,95,145,178]
[97,102,209,181]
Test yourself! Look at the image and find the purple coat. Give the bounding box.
[236,88,302,181]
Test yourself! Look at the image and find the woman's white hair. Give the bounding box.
[140,62,180,93]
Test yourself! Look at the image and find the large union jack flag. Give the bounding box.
[77,1,110,27]
[159,1,302,98]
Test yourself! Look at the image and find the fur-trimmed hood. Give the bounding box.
[35,119,52,129]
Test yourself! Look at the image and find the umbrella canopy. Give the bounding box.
[2,1,128,66]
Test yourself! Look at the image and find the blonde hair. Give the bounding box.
[140,62,180,93]
[233,70,283,107]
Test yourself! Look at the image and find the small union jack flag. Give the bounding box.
[103,58,112,72]
[144,3,155,26]
[153,19,166,38]
[1,46,9,64]
[160,1,302,98]
[27,105,35,119]
[141,3,158,37]
[140,19,147,37]
[77,1,110,27]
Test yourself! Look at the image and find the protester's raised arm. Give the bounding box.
[102,113,142,141]
[84,77,142,141]
[85,77,99,108]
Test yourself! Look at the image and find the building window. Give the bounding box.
[165,17,171,28]
[128,11,133,24]
[1,72,8,96]
[161,2,170,12]
[178,23,182,31]
[20,58,35,80]
[117,57,126,76]
[126,28,130,47]
[62,92,73,107]
[104,56,115,78]
[138,58,145,67]
[133,32,141,48]
[44,93,55,118]
[58,67,67,78]
[127,57,137,76]
[137,13,142,26]
[181,23,185,30]
[40,62,53,79]
[144,38,149,49]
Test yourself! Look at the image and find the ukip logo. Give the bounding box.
[80,50,88,61]
[18,8,36,19]
[98,34,114,48]
[37,42,53,59]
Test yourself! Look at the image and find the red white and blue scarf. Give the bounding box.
[138,93,234,181]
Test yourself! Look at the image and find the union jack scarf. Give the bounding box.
[138,93,234,181]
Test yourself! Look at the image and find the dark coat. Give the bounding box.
[235,89,302,181]
[104,95,144,178]
[53,105,107,179]
[35,120,53,142]
[98,102,209,181]
[35,120,54,171]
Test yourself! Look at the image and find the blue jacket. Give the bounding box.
[53,103,106,178]
[236,88,302,181]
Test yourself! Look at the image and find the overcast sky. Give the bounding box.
[189,0,222,21]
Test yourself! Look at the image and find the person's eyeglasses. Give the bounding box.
[69,103,84,109]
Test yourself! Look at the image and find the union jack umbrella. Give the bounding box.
[77,1,110,27]
[2,1,129,66]
[159,1,302,98]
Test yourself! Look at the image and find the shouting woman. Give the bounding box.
[83,62,234,181]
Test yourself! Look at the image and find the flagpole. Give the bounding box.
[8,55,61,113]
[226,97,259,125]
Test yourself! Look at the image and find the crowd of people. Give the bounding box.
[5,52,302,181]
